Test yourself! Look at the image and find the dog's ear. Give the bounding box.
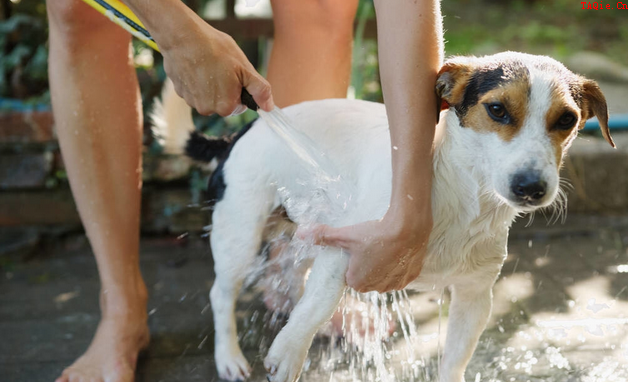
[581,79,615,148]
[435,58,475,119]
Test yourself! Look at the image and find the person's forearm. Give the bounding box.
[374,0,443,223]
[124,0,210,50]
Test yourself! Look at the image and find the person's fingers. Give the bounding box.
[401,271,421,289]
[214,86,243,117]
[345,267,361,291]
[214,102,236,117]
[354,281,388,294]
[348,264,406,293]
[345,262,375,292]
[346,270,367,292]
[296,224,355,247]
[295,224,328,245]
[195,104,215,116]
[242,70,274,112]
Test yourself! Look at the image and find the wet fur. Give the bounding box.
[153,52,614,382]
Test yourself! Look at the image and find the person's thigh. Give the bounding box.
[271,0,357,30]
[268,0,359,106]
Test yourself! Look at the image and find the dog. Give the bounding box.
[152,52,614,382]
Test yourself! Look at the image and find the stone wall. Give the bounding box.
[0,109,208,237]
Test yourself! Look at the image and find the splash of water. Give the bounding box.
[253,107,432,381]
[257,108,359,227]
[258,108,343,185]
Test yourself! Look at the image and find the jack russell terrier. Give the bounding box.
[152,52,615,382]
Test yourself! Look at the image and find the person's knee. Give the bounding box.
[47,0,127,46]
[271,0,358,31]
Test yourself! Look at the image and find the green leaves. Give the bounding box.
[0,10,48,101]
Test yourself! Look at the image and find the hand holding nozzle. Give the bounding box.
[240,89,259,111]
[80,0,273,116]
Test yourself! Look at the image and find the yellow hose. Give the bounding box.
[81,0,161,52]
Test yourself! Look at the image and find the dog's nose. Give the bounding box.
[511,172,547,202]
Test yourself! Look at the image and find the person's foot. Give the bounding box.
[56,289,149,382]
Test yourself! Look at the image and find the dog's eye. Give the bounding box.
[484,103,509,122]
[555,112,577,130]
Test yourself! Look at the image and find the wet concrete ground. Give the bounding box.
[2,214,628,382]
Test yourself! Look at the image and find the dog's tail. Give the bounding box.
[150,79,230,162]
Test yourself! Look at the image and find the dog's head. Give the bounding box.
[436,52,614,212]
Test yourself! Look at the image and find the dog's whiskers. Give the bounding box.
[526,211,536,227]
[544,177,571,225]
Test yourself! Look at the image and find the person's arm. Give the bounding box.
[299,0,443,292]
[124,0,274,115]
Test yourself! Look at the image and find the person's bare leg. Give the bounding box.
[268,0,358,107]
[47,1,148,381]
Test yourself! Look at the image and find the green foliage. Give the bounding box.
[442,0,626,63]
[0,4,49,103]
[352,0,381,102]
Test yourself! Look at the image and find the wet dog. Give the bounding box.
[153,52,614,382]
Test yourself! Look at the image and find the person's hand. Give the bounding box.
[160,21,274,116]
[125,0,274,115]
[297,207,432,293]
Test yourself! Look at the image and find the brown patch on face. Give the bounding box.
[545,83,580,166]
[459,77,530,142]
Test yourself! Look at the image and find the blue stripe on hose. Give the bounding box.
[93,0,155,42]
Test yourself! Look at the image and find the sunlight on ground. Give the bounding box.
[320,256,628,381]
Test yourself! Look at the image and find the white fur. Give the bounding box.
[150,79,195,155]
[205,101,513,382]
[155,54,595,382]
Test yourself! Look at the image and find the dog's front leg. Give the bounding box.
[440,279,494,382]
[265,247,348,382]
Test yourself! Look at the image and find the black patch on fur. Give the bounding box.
[456,61,529,122]
[206,119,257,205]
[185,132,230,162]
[457,67,505,119]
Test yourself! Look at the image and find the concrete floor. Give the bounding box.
[2,215,628,382]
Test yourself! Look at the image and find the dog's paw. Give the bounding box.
[215,348,251,381]
[263,340,308,382]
